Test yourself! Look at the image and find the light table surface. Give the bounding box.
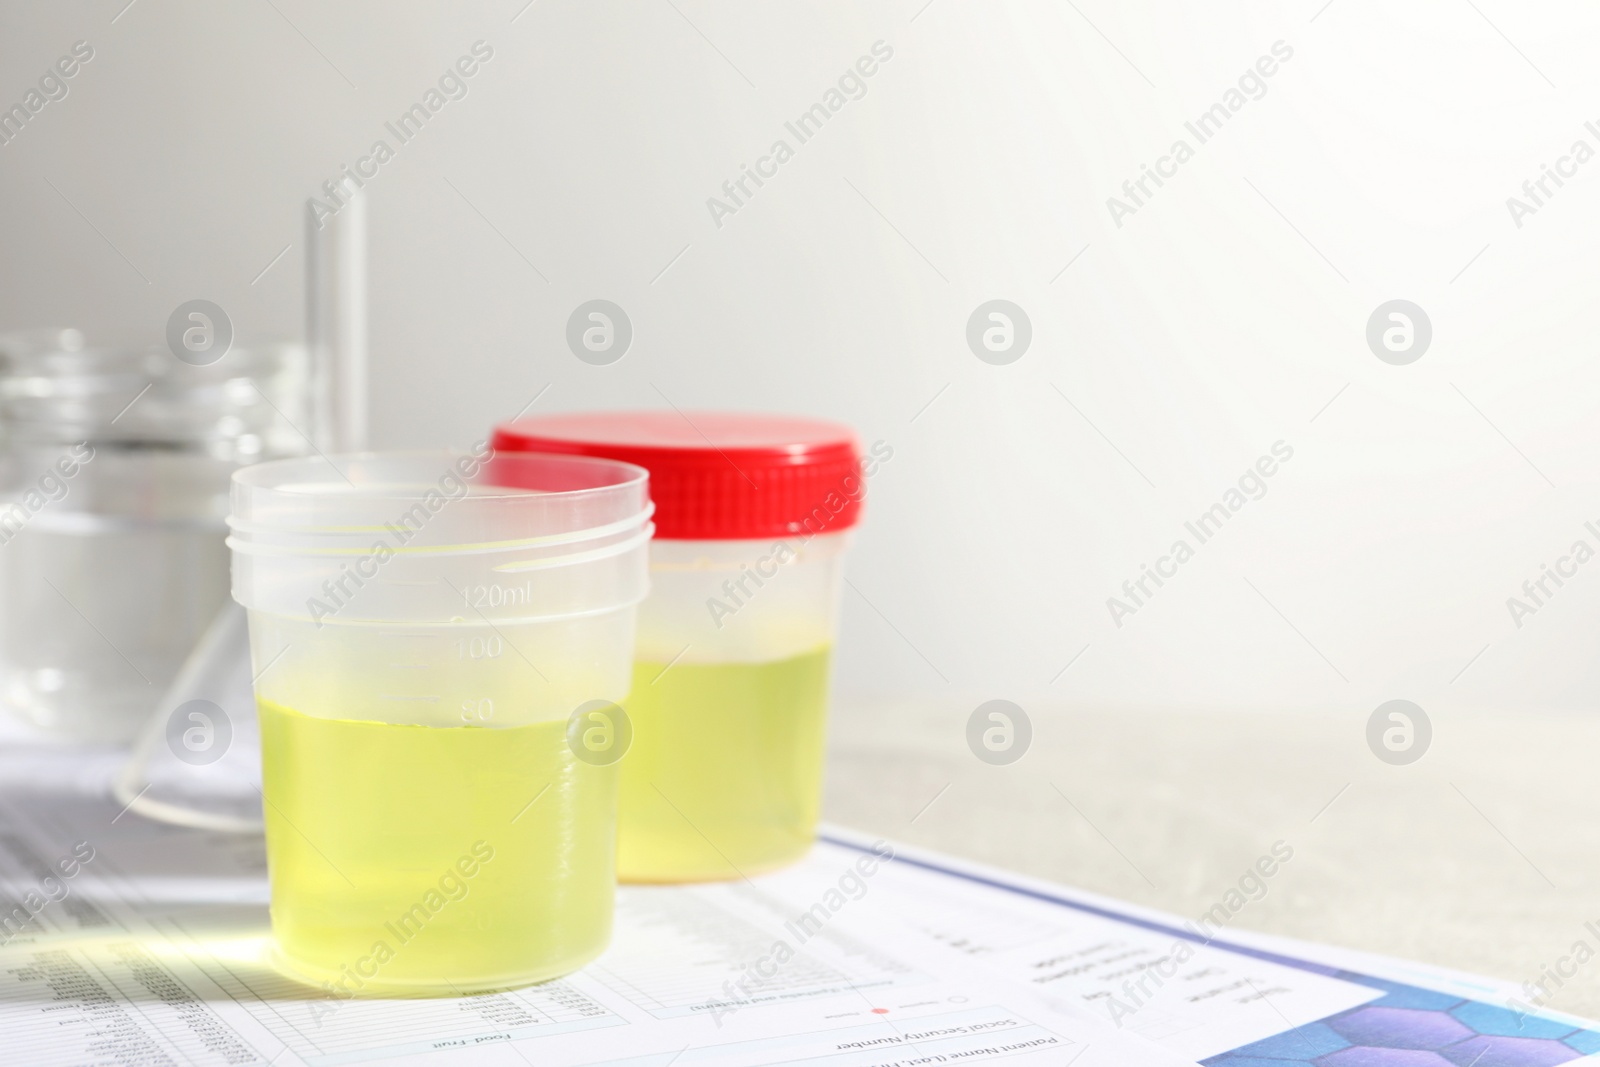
[824,700,1600,1018]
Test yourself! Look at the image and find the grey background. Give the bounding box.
[3,0,1599,720]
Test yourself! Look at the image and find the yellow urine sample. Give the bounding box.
[258,699,615,994]
[617,646,832,883]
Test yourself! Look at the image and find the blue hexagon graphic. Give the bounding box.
[1440,1035,1583,1067]
[1328,1007,1476,1050]
[1561,1030,1600,1056]
[1451,1002,1577,1041]
[1316,1046,1457,1067]
[1197,966,1600,1067]
[1234,1022,1352,1061]
[1210,1057,1308,1067]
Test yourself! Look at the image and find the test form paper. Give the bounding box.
[0,765,1198,1067]
[3,757,1596,1067]
[816,830,1600,1067]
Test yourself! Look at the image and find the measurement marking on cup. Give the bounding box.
[388,663,431,670]
[379,694,441,703]
[461,582,533,609]
[441,578,550,683]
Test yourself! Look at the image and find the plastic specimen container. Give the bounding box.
[491,412,866,883]
[227,450,652,993]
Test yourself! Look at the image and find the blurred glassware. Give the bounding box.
[0,328,308,742]
[113,191,367,830]
[114,600,262,830]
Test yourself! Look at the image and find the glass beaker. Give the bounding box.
[0,329,307,742]
[228,450,652,992]
[491,412,869,883]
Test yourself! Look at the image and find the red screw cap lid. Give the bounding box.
[491,411,864,541]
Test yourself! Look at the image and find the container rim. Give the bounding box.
[231,449,648,504]
[227,517,656,559]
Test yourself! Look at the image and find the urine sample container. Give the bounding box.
[492,412,865,883]
[0,329,307,741]
[227,450,652,992]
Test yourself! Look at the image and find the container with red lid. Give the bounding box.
[492,411,880,882]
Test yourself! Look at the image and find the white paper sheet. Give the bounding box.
[9,747,1586,1067]
[812,829,1600,1067]
[0,768,1200,1067]
[815,833,1378,1060]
